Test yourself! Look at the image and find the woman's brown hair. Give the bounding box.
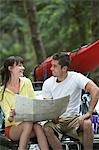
[0,56,24,100]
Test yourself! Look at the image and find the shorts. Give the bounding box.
[5,126,13,140]
[44,116,83,142]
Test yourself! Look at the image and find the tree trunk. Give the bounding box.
[91,0,99,41]
[16,28,27,57]
[23,0,46,64]
[73,2,87,45]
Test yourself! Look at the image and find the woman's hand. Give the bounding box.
[8,109,16,122]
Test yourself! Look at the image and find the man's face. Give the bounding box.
[50,59,63,77]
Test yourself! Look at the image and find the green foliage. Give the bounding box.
[35,0,92,55]
[0,0,37,78]
[0,0,99,82]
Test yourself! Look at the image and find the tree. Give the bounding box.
[23,0,46,64]
[0,0,37,78]
[36,0,92,56]
[91,0,99,41]
[0,0,99,80]
[89,0,99,85]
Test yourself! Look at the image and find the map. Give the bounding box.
[15,95,70,122]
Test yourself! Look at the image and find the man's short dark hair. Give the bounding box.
[52,52,70,68]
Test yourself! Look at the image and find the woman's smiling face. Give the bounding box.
[9,62,25,78]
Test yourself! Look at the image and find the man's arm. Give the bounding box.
[85,80,99,115]
[80,80,99,122]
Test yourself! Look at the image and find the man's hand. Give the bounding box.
[78,111,92,125]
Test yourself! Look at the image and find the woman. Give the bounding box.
[0,56,49,150]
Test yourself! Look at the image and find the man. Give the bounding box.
[42,52,99,150]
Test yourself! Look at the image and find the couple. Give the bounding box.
[0,53,99,150]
